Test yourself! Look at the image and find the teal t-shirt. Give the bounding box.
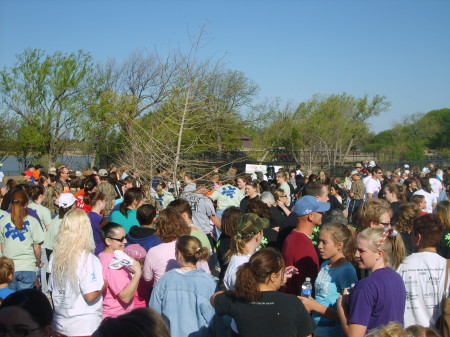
[313,261,357,337]
[110,209,139,234]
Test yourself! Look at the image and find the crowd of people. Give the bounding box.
[0,161,449,337]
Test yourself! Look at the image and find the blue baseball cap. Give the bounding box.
[294,195,330,216]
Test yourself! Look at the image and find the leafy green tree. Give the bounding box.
[201,70,259,152]
[293,93,390,168]
[421,108,450,151]
[0,49,97,167]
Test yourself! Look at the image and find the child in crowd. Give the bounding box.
[411,195,428,216]
[0,257,15,301]
[127,204,162,252]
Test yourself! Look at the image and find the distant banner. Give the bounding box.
[245,164,282,174]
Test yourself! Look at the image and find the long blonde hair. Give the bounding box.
[52,209,95,289]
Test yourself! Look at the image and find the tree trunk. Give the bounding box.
[341,136,354,165]
[259,149,271,162]
[216,130,223,153]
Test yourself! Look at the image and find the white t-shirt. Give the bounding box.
[365,178,381,199]
[49,252,104,336]
[362,175,371,185]
[413,189,436,214]
[397,252,449,328]
[429,178,442,200]
[223,254,251,290]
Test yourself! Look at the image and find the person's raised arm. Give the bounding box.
[117,260,142,304]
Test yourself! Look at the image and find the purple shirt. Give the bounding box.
[88,212,105,255]
[349,268,406,330]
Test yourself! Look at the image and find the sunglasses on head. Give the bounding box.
[107,236,126,242]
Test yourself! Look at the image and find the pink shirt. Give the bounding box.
[99,252,134,318]
[143,240,210,286]
[133,277,151,309]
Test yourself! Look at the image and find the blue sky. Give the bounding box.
[1,0,449,133]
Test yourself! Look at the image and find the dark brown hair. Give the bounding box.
[0,289,52,328]
[246,198,271,219]
[119,187,144,218]
[30,185,45,202]
[168,198,193,220]
[412,214,444,249]
[92,308,170,337]
[233,248,284,302]
[155,208,190,243]
[84,191,105,207]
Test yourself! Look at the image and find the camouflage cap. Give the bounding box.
[236,213,270,237]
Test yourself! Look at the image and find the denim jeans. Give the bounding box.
[8,271,37,291]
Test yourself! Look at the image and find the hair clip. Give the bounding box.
[389,229,398,237]
[236,233,242,238]
[376,228,397,250]
[196,247,201,252]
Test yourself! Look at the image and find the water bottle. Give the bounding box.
[301,277,313,298]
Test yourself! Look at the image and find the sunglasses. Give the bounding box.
[107,236,126,242]
[379,222,391,227]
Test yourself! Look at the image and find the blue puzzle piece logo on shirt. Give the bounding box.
[221,186,236,198]
[4,221,30,242]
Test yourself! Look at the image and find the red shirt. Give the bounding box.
[281,230,319,295]
[74,189,91,213]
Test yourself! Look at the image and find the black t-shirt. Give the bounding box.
[214,291,313,337]
[270,206,289,229]
[400,232,414,256]
[390,201,401,224]
[438,228,450,259]
[216,233,231,287]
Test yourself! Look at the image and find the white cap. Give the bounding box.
[58,193,76,208]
